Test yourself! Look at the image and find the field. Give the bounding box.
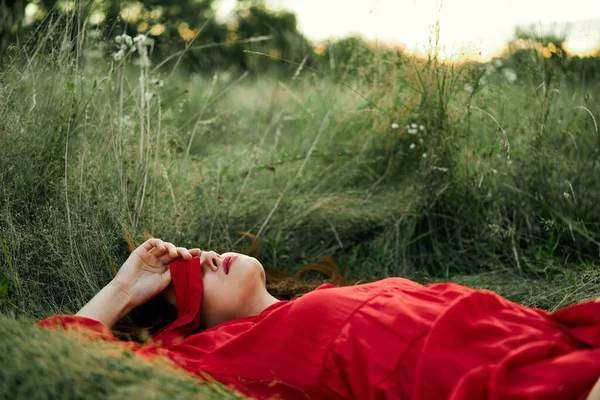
[1,18,600,399]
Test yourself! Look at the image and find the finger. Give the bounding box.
[154,242,178,265]
[141,238,165,252]
[139,239,166,263]
[176,247,193,260]
[149,241,169,257]
[189,248,201,257]
[158,244,188,264]
[150,247,168,258]
[164,242,178,258]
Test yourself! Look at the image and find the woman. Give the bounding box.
[38,238,600,400]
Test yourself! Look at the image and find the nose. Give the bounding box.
[201,251,222,271]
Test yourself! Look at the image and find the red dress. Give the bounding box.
[38,258,600,399]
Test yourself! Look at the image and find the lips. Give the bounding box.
[223,256,237,275]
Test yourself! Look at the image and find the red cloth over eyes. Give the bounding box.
[151,257,203,347]
[37,259,600,400]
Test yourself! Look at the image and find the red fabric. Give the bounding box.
[37,314,122,343]
[151,257,204,346]
[37,259,600,400]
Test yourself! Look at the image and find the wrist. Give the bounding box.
[107,280,134,307]
[107,281,136,311]
[76,283,134,329]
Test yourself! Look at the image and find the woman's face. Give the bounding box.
[198,251,267,329]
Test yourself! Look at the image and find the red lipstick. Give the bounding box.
[223,256,237,275]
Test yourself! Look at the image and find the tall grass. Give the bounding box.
[2,13,600,316]
[0,10,600,399]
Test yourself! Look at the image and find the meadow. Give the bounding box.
[1,18,600,398]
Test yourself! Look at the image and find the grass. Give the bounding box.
[0,16,600,399]
[0,315,245,399]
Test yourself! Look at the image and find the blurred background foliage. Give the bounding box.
[2,0,599,79]
[1,0,316,75]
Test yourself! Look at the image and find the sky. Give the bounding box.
[217,0,600,61]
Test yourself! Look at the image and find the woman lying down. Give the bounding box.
[37,238,600,400]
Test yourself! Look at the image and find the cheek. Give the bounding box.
[201,276,225,309]
[201,275,245,314]
[201,261,264,318]
[233,259,263,287]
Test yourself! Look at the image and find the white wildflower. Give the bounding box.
[116,33,132,46]
[563,192,570,200]
[113,49,125,61]
[391,123,399,129]
[503,68,518,84]
[422,152,427,158]
[411,123,418,129]
[151,78,164,87]
[419,138,424,144]
[485,65,496,75]
[408,128,418,134]
[144,92,153,102]
[464,83,474,94]
[409,143,415,150]
[134,34,146,43]
[493,59,504,68]
[419,125,425,131]
[480,76,487,86]
[130,45,137,52]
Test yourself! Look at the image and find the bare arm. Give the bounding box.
[75,283,133,329]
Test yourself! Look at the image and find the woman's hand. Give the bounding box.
[108,238,201,309]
